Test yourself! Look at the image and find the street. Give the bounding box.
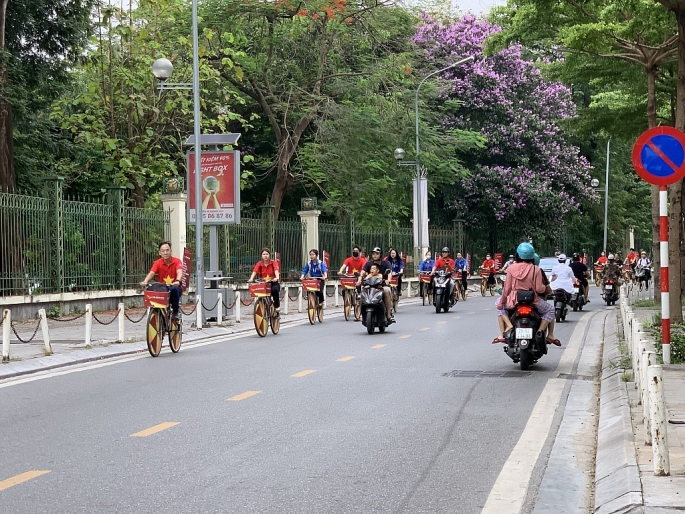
[0,293,600,514]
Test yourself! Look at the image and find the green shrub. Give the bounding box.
[648,317,685,364]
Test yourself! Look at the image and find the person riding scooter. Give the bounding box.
[431,247,457,306]
[357,247,395,324]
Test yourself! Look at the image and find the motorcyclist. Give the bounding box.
[495,242,560,346]
[454,252,469,295]
[338,245,367,276]
[568,252,590,302]
[431,247,457,305]
[601,253,622,294]
[358,247,395,324]
[300,249,328,307]
[636,251,652,284]
[418,251,435,299]
[550,253,575,302]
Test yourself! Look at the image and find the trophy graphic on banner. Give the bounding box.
[202,176,221,209]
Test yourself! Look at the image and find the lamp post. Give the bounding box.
[395,55,475,264]
[152,0,204,326]
[591,137,611,253]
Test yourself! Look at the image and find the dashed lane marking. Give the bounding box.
[131,422,179,437]
[291,370,316,378]
[227,390,261,401]
[438,321,447,324]
[0,470,50,492]
[336,356,355,362]
[453,316,461,319]
[371,344,386,349]
[467,311,476,315]
[399,335,411,339]
[420,327,431,331]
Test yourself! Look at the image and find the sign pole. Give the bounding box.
[659,185,671,363]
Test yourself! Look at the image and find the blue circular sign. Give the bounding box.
[633,127,685,186]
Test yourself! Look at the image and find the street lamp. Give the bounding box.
[590,138,611,253]
[395,55,475,263]
[151,0,204,327]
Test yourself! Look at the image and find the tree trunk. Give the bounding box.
[270,137,296,221]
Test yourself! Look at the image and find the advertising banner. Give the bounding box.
[187,150,241,224]
[181,247,192,292]
[494,253,503,271]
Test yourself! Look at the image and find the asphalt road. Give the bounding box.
[0,291,598,513]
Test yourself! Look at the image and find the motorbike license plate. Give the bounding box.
[516,328,533,339]
[605,285,613,290]
[574,288,579,293]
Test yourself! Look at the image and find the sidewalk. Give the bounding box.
[595,307,685,514]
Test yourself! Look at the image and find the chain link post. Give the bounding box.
[85,304,92,348]
[44,177,64,293]
[38,308,52,355]
[233,286,240,323]
[118,303,125,342]
[2,309,10,362]
[217,292,223,324]
[106,187,126,290]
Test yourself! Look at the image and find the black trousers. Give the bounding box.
[270,282,281,308]
[169,285,182,312]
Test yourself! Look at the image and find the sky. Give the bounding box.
[457,0,506,14]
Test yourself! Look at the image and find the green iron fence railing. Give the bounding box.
[320,222,346,278]
[276,219,305,281]
[124,206,171,288]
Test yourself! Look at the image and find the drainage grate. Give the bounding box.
[443,370,532,378]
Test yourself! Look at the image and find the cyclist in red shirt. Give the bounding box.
[140,241,183,318]
[625,248,639,268]
[248,248,281,311]
[480,253,497,287]
[595,251,608,266]
[338,245,367,276]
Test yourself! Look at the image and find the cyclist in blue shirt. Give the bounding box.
[418,251,435,299]
[385,247,405,300]
[301,249,328,305]
[454,252,469,295]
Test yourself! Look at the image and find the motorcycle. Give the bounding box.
[553,289,569,322]
[503,292,547,370]
[433,270,455,313]
[635,265,650,291]
[360,276,389,334]
[602,278,619,306]
[570,279,586,312]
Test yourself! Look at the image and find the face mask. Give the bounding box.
[352,251,360,257]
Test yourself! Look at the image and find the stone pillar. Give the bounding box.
[160,193,187,260]
[298,209,321,263]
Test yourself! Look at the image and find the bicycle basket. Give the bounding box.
[479,270,491,278]
[302,279,321,292]
[454,271,462,280]
[144,290,169,308]
[248,282,271,297]
[389,276,398,286]
[593,265,604,272]
[419,274,432,283]
[340,277,357,289]
[622,265,631,271]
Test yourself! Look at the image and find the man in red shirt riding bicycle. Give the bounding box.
[248,248,281,312]
[338,245,367,276]
[140,241,183,319]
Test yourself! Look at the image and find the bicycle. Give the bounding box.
[389,274,400,313]
[454,271,468,301]
[340,275,361,321]
[622,264,636,284]
[593,265,604,287]
[302,278,324,324]
[248,280,280,337]
[143,283,182,357]
[419,272,433,306]
[479,269,496,296]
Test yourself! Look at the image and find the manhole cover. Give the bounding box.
[443,370,532,378]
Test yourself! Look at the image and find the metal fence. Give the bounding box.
[124,206,170,288]
[320,222,347,278]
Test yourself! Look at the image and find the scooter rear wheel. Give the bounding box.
[366,310,374,334]
[434,294,442,313]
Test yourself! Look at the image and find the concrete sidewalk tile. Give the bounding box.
[642,476,685,508]
[644,508,685,514]
[595,492,644,514]
[595,464,642,507]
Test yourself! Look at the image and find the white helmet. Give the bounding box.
[608,254,615,260]
[558,253,567,261]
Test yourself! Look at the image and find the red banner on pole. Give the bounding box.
[494,253,503,271]
[181,247,192,292]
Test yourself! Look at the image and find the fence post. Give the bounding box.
[297,206,320,265]
[642,350,656,446]
[196,294,203,329]
[334,283,339,307]
[298,286,303,313]
[85,304,92,348]
[217,292,223,324]
[44,177,64,294]
[648,365,670,475]
[233,286,240,323]
[38,308,52,356]
[283,286,289,315]
[118,303,125,342]
[2,309,10,362]
[106,187,126,290]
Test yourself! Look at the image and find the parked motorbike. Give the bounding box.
[360,276,389,334]
[433,270,455,313]
[570,279,586,312]
[553,289,570,322]
[602,278,619,306]
[503,292,547,370]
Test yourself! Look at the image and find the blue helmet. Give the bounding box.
[534,253,540,266]
[516,242,535,261]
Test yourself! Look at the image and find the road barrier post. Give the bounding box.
[38,308,52,356]
[648,364,670,475]
[85,304,93,348]
[118,303,125,342]
[642,350,656,446]
[2,309,10,362]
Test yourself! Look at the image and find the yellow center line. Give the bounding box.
[399,335,411,339]
[336,356,355,362]
[371,344,386,349]
[131,422,179,437]
[438,321,447,324]
[291,369,316,378]
[420,327,431,331]
[227,390,261,402]
[0,470,50,492]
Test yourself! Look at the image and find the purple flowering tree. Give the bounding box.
[413,15,596,246]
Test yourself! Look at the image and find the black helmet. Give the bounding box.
[442,247,450,252]
[572,252,580,260]
[372,247,382,254]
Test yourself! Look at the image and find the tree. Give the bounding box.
[413,15,596,250]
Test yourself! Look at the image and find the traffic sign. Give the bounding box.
[632,126,685,186]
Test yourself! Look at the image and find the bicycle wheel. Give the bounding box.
[253,298,269,337]
[168,315,182,353]
[481,279,486,297]
[317,301,324,323]
[308,292,316,325]
[146,308,163,357]
[392,289,398,313]
[353,292,361,320]
[270,303,280,334]
[422,283,427,306]
[343,290,351,321]
[489,283,495,296]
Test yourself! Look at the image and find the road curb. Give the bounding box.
[594,309,644,514]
